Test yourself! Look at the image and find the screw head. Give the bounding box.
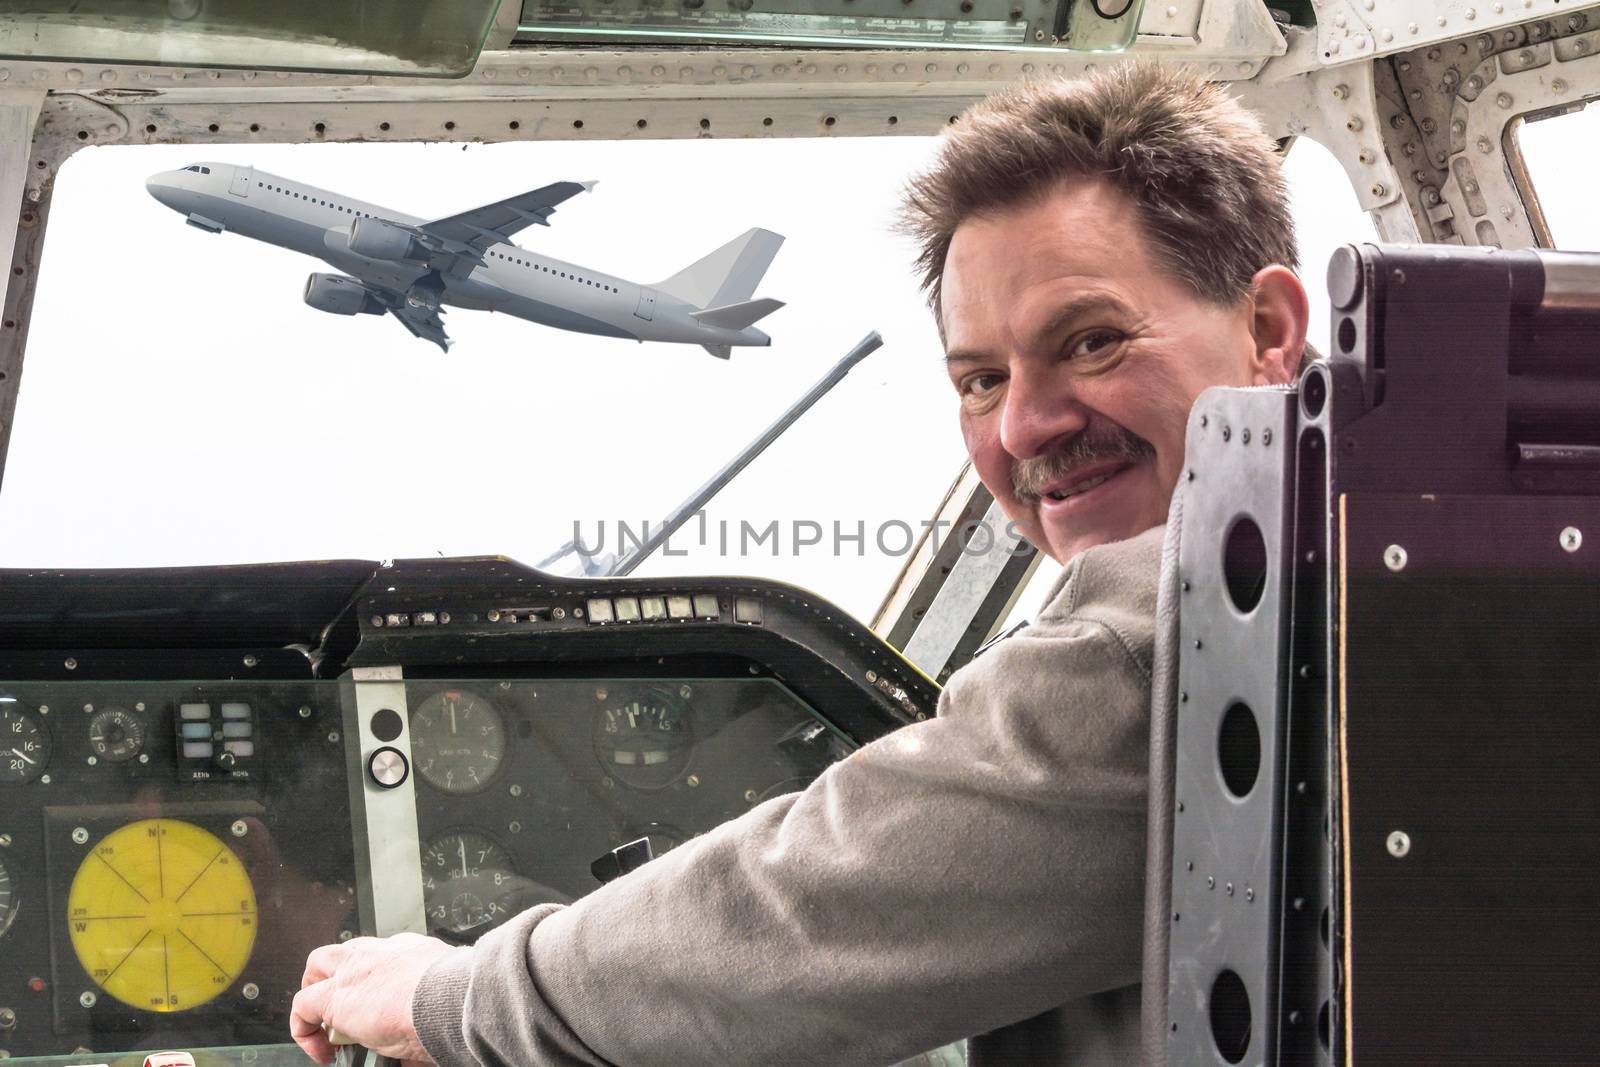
[686,774,701,788]
[509,784,523,797]
[298,705,312,719]
[1385,544,1408,571]
[241,982,260,1001]
[0,833,9,847]
[1387,830,1412,857]
[231,820,248,838]
[64,658,77,670]
[71,827,89,845]
[243,655,258,668]
[79,991,97,1008]
[1560,526,1582,552]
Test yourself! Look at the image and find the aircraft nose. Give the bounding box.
[145,174,181,210]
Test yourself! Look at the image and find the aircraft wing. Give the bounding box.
[390,303,452,351]
[419,180,596,249]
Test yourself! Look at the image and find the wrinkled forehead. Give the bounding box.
[938,181,1157,346]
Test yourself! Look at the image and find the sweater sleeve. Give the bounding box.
[412,527,1162,1067]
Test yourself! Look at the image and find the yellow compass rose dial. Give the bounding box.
[67,818,257,1013]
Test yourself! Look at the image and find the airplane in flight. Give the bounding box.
[144,162,785,356]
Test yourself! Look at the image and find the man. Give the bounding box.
[290,64,1308,1066]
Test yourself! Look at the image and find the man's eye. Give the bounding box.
[1068,329,1121,359]
[961,373,1004,396]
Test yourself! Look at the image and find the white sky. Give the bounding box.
[1,130,1378,624]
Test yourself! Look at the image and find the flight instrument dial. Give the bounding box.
[67,818,257,1013]
[410,689,507,795]
[88,707,146,763]
[0,853,17,940]
[593,690,694,790]
[0,704,51,784]
[422,830,515,941]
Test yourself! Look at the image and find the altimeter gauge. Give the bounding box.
[88,707,146,763]
[0,853,18,940]
[410,689,507,795]
[0,703,51,784]
[67,819,257,1013]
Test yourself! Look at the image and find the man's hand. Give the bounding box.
[290,932,461,1065]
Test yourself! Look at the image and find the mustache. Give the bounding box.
[1012,425,1156,504]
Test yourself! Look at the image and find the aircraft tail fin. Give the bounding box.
[701,343,733,360]
[656,228,784,310]
[690,297,785,331]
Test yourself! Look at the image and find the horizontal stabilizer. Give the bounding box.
[701,344,732,360]
[690,298,785,331]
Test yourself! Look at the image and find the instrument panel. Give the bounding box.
[0,554,937,1061]
[0,674,870,1057]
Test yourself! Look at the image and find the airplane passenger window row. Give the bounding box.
[487,249,617,292]
[258,181,376,220]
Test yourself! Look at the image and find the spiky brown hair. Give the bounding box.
[900,64,1298,319]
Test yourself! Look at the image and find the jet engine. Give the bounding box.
[304,273,385,316]
[348,216,427,262]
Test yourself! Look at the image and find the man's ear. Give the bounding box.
[1248,265,1310,386]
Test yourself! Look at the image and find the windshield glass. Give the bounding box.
[1514,101,1600,248]
[2,138,962,624]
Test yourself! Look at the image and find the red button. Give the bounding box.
[27,977,45,992]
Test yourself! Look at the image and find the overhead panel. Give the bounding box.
[0,0,500,77]
[516,0,1146,52]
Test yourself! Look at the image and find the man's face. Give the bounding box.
[941,180,1281,564]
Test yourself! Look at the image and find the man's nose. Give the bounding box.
[998,367,1088,460]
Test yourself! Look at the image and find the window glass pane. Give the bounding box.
[4,139,958,626]
[1515,103,1600,248]
[1282,135,1380,357]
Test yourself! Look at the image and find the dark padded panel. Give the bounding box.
[1340,491,1600,1065]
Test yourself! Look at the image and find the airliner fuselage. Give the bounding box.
[145,162,784,355]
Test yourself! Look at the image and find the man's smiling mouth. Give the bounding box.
[1039,462,1132,503]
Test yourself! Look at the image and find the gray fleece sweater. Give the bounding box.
[414,526,1159,1067]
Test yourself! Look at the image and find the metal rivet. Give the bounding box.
[1387,830,1412,857]
[1246,886,1255,902]
[1263,428,1273,446]
[64,658,77,670]
[1560,526,1582,552]
[1226,882,1234,896]
[1222,426,1232,441]
[1207,876,1215,889]
[1241,428,1251,445]
[242,654,258,668]
[1385,544,1408,571]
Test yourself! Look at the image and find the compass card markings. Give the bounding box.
[177,928,232,980]
[173,845,225,904]
[102,928,154,984]
[93,851,151,903]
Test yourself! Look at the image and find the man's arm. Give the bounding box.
[300,528,1161,1067]
[422,530,1159,1067]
